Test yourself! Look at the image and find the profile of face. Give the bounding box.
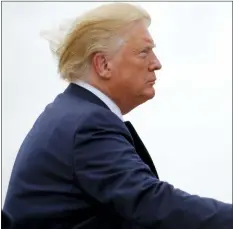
[92,20,162,114]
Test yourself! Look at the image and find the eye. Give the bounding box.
[141,48,149,53]
[139,49,149,58]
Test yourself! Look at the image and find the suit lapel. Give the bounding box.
[124,121,159,179]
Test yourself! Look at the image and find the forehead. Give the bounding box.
[142,36,155,47]
[125,22,155,48]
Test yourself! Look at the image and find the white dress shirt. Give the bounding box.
[74,80,124,121]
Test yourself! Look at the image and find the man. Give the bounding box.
[3,3,232,229]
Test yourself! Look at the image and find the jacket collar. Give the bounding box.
[64,83,110,110]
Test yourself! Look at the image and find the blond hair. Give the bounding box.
[42,3,151,82]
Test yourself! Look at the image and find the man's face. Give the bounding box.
[108,21,162,114]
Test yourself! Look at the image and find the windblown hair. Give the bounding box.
[42,3,151,82]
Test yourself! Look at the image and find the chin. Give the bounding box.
[145,87,155,100]
[139,88,155,106]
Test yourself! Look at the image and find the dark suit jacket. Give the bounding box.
[4,83,232,229]
[2,210,13,229]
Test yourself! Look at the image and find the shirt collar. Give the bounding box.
[74,80,124,121]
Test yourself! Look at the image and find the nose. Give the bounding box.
[148,54,162,72]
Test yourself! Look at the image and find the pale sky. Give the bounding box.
[2,2,232,204]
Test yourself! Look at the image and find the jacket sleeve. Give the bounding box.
[73,110,233,229]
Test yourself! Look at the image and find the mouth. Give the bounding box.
[148,80,156,85]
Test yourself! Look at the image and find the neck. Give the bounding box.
[88,81,129,113]
[79,77,135,115]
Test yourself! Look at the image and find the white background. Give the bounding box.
[2,2,232,204]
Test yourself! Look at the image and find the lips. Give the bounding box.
[148,80,156,85]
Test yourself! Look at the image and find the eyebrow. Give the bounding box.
[149,44,156,49]
[143,43,156,51]
[133,40,156,53]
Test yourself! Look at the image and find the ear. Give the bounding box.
[92,52,111,80]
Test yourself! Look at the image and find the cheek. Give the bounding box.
[111,56,148,88]
[123,67,147,91]
[134,60,149,77]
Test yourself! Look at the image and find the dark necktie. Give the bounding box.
[124,121,159,179]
